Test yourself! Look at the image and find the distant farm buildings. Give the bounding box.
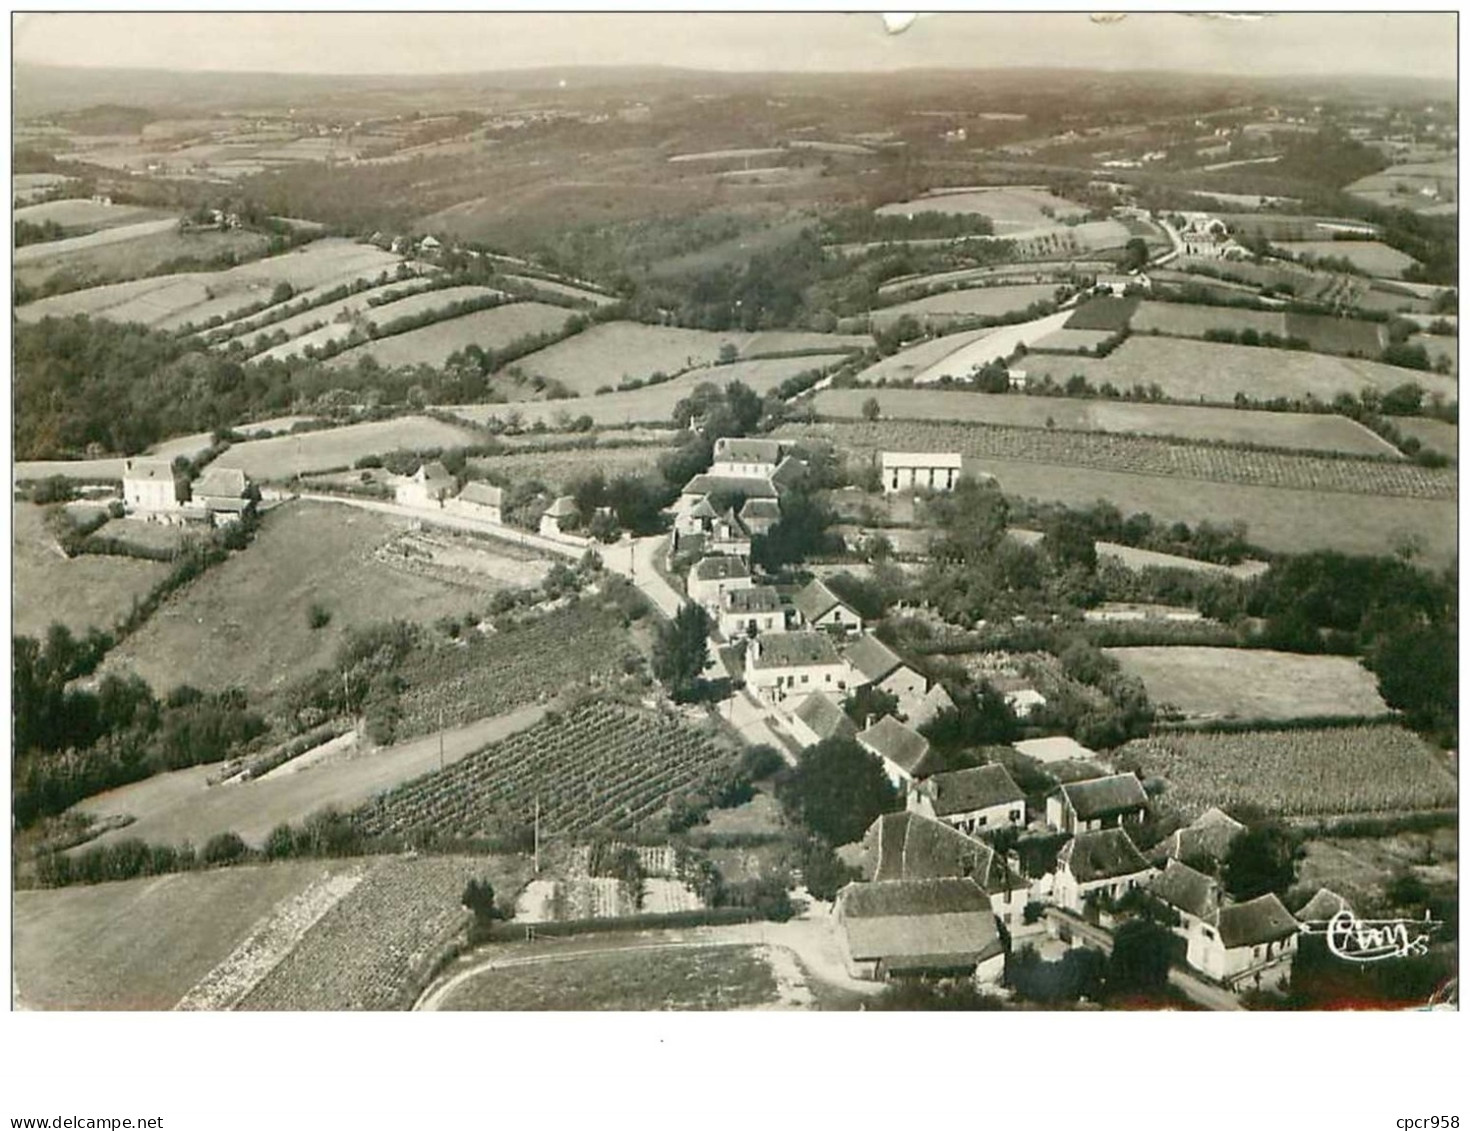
[881,451,963,494]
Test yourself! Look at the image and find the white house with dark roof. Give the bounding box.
[122,458,186,518]
[1150,864,1300,990]
[909,764,1027,836]
[744,630,850,705]
[538,494,581,538]
[674,496,720,538]
[792,577,862,634]
[1046,773,1149,835]
[1052,828,1154,914]
[905,682,957,731]
[787,690,858,748]
[677,472,779,513]
[1149,807,1246,869]
[843,633,927,710]
[716,584,786,639]
[881,451,962,494]
[396,460,454,509]
[739,497,781,537]
[834,877,1005,983]
[857,714,937,788]
[711,436,784,478]
[446,480,504,524]
[189,465,254,526]
[861,811,1029,931]
[687,555,754,614]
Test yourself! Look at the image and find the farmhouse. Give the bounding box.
[1178,212,1248,260]
[716,584,786,639]
[909,764,1027,836]
[711,436,785,478]
[1150,862,1299,989]
[1149,807,1245,868]
[446,481,503,524]
[538,495,580,538]
[739,497,782,537]
[688,555,754,613]
[881,451,963,494]
[906,682,957,731]
[189,466,254,526]
[1045,773,1149,834]
[1052,828,1154,915]
[857,714,937,788]
[745,630,849,706]
[989,673,1047,719]
[787,690,858,748]
[792,577,863,634]
[673,497,719,538]
[861,810,1029,930]
[1295,887,1353,928]
[122,458,186,520]
[843,634,927,709]
[395,461,454,509]
[834,878,1005,983]
[678,472,779,513]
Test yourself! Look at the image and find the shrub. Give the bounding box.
[201,831,248,866]
[307,603,332,630]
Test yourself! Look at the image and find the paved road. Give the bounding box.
[600,534,685,619]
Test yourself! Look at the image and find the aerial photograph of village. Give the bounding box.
[8,10,1459,1032]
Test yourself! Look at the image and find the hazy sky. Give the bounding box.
[11,11,1457,81]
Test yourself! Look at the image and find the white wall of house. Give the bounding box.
[124,476,179,513]
[396,480,445,509]
[881,460,960,494]
[689,573,754,613]
[710,458,778,478]
[717,609,786,639]
[803,604,863,634]
[746,659,850,705]
[875,665,927,709]
[1052,867,1153,915]
[445,498,502,525]
[910,795,1025,838]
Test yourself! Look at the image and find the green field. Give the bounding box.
[101,500,504,695]
[1132,301,1285,338]
[875,186,1087,229]
[323,301,575,371]
[871,284,1059,327]
[1285,240,1420,278]
[13,502,173,639]
[209,416,484,479]
[435,943,784,1011]
[1393,416,1457,462]
[1105,647,1389,722]
[811,388,1399,457]
[467,443,673,490]
[14,227,273,295]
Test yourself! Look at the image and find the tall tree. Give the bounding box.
[652,604,711,703]
[778,736,899,846]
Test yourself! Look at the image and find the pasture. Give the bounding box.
[13,217,181,265]
[14,227,273,294]
[467,443,674,489]
[1393,416,1457,462]
[208,416,483,479]
[239,280,448,359]
[870,283,1059,326]
[1131,301,1286,339]
[1345,161,1459,214]
[1411,333,1457,375]
[851,328,995,384]
[440,353,848,428]
[74,706,550,852]
[433,944,786,1011]
[322,302,572,371]
[1104,647,1389,722]
[1031,328,1113,353]
[12,502,173,639]
[13,198,171,233]
[876,186,1087,229]
[1020,337,1459,405]
[499,273,618,307]
[811,389,1400,457]
[912,311,1075,383]
[1286,240,1419,278]
[13,859,365,1010]
[1120,726,1457,820]
[100,500,507,694]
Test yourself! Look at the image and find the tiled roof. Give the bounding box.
[1014,736,1097,764]
[457,481,503,507]
[1060,773,1149,821]
[1151,807,1246,866]
[906,683,957,730]
[1217,893,1299,950]
[1296,887,1353,925]
[749,630,841,669]
[770,455,807,490]
[1059,828,1151,884]
[838,878,1002,968]
[843,634,909,684]
[858,715,932,777]
[866,811,1024,895]
[544,494,579,517]
[123,458,180,483]
[692,555,751,582]
[681,474,778,500]
[687,497,720,519]
[191,466,248,498]
[724,585,782,614]
[792,691,857,743]
[1148,859,1221,921]
[418,460,452,483]
[921,765,1025,817]
[739,498,782,520]
[713,437,784,464]
[792,578,846,624]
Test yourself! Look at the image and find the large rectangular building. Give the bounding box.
[880,451,962,494]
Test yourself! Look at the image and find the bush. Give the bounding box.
[307,602,332,630]
[201,831,248,866]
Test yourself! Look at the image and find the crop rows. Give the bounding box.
[239,857,492,1010]
[1119,725,1457,820]
[395,603,637,735]
[776,420,1455,500]
[356,701,732,839]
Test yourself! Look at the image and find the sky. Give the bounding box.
[9,11,1458,81]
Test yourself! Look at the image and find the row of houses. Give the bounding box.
[122,459,255,527]
[391,460,584,541]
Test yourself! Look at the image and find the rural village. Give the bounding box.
[10,17,1459,1017]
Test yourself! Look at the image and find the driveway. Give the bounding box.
[601,534,684,619]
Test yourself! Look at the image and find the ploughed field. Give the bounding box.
[354,700,736,841]
[1120,725,1457,821]
[776,419,1452,500]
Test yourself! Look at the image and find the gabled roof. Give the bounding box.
[792,691,858,743]
[1014,736,1096,764]
[1150,807,1246,866]
[739,497,782,521]
[750,630,841,670]
[792,578,853,624]
[770,455,807,491]
[123,458,180,483]
[191,466,248,499]
[837,878,1003,969]
[416,460,452,484]
[866,811,1024,895]
[906,683,957,731]
[724,585,782,614]
[544,494,579,518]
[920,765,1025,817]
[1148,859,1221,921]
[1058,773,1149,821]
[713,436,783,464]
[1296,887,1353,925]
[457,481,503,507]
[880,451,963,469]
[687,497,720,519]
[843,634,912,685]
[691,555,750,583]
[716,507,751,538]
[858,715,933,778]
[1217,893,1299,950]
[1058,828,1151,884]
[681,473,778,500]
